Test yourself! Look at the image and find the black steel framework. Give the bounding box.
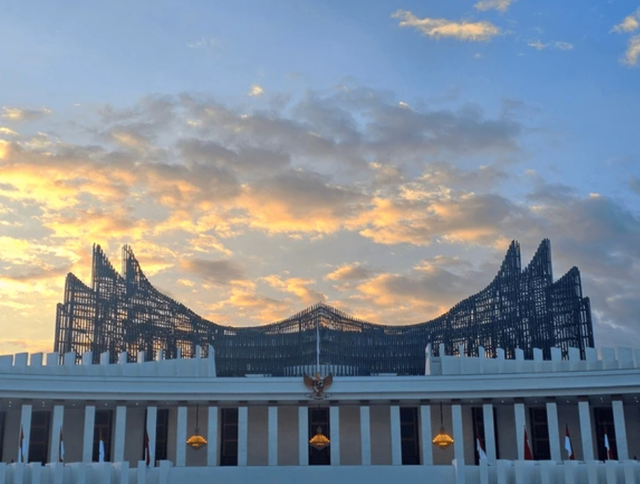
[54,239,594,376]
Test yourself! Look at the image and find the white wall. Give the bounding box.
[278,406,298,466]
[496,405,516,460]
[370,406,391,465]
[432,405,454,465]
[186,406,208,467]
[626,404,640,460]
[462,406,474,465]
[124,407,145,464]
[1,409,20,463]
[166,408,177,464]
[63,408,84,464]
[339,406,361,465]
[248,406,268,466]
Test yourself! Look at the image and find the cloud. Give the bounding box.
[325,263,375,282]
[262,274,326,305]
[612,10,640,66]
[0,139,9,159]
[353,256,486,317]
[187,37,222,49]
[248,84,264,97]
[392,10,500,42]
[0,266,70,283]
[1,106,52,122]
[623,35,640,66]
[612,9,640,33]
[0,127,18,136]
[528,40,574,51]
[1,86,638,353]
[0,338,53,355]
[181,258,246,285]
[630,175,640,195]
[474,0,515,12]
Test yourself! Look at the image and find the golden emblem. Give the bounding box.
[303,372,333,400]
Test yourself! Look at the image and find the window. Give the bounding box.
[93,410,112,462]
[308,407,330,465]
[471,407,500,464]
[594,407,617,461]
[529,407,550,460]
[400,407,420,465]
[155,409,169,461]
[29,411,51,464]
[220,408,238,466]
[0,411,5,462]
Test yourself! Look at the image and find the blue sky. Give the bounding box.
[0,0,639,354]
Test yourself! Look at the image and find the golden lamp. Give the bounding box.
[309,426,330,450]
[186,404,208,450]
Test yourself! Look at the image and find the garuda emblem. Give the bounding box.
[303,373,333,400]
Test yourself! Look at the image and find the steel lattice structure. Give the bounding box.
[54,239,594,376]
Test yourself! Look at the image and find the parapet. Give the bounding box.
[0,345,217,378]
[424,343,639,376]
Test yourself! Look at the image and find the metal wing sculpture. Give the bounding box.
[303,372,333,400]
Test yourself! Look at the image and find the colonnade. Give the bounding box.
[2,397,633,466]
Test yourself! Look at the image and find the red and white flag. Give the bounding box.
[524,427,534,460]
[144,429,151,466]
[604,431,613,460]
[564,424,574,460]
[476,437,488,461]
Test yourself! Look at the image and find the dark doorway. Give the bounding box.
[220,408,239,466]
[29,411,51,464]
[400,407,420,465]
[308,407,330,465]
[93,410,113,462]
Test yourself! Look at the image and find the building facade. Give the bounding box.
[0,343,639,483]
[54,239,594,375]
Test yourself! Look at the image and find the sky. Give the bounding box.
[0,0,639,355]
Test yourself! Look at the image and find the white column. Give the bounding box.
[146,406,157,467]
[360,405,371,465]
[176,407,187,466]
[49,405,64,463]
[514,401,526,460]
[268,406,278,466]
[82,405,95,463]
[612,399,629,460]
[390,405,402,465]
[420,405,433,465]
[452,403,465,464]
[578,400,594,461]
[238,406,248,466]
[482,402,497,462]
[113,406,127,463]
[20,404,33,463]
[330,406,340,466]
[206,406,218,466]
[546,400,561,461]
[298,406,309,466]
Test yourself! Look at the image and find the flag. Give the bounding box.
[98,429,105,463]
[59,427,65,463]
[476,437,488,460]
[564,424,574,460]
[604,430,612,460]
[524,427,533,460]
[144,429,151,466]
[18,425,27,463]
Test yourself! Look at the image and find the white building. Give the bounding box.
[1,343,640,484]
